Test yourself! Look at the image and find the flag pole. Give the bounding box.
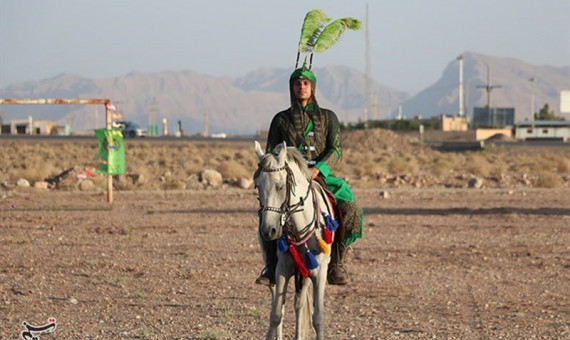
[105,103,113,203]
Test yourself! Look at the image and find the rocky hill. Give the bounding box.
[399,52,570,121]
[0,52,567,134]
[0,67,408,135]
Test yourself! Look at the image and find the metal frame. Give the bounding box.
[0,98,116,203]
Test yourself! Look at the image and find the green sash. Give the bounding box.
[300,119,363,246]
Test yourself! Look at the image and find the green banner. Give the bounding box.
[94,128,125,175]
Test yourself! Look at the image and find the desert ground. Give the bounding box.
[1,187,569,340]
[1,130,569,339]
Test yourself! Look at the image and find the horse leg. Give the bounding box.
[312,266,328,340]
[268,285,285,340]
[266,266,289,340]
[276,302,284,340]
[294,278,313,340]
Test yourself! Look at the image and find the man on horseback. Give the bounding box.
[256,59,364,286]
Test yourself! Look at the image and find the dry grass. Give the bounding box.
[217,160,251,179]
[430,157,456,175]
[388,156,420,175]
[557,158,570,173]
[1,129,568,190]
[535,171,563,188]
[463,153,491,176]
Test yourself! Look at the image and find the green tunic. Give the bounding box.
[266,103,363,246]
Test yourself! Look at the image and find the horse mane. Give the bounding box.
[284,147,312,181]
[255,144,312,182]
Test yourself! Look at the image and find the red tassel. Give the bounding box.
[322,228,333,244]
[288,242,309,278]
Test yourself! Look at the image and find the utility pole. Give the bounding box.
[465,80,470,119]
[457,55,464,116]
[363,3,371,124]
[476,64,502,127]
[372,92,379,121]
[529,77,536,122]
[476,64,501,108]
[149,98,158,136]
[203,111,209,137]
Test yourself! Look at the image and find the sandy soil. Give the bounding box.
[1,186,568,340]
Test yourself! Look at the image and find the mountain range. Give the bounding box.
[0,51,568,135]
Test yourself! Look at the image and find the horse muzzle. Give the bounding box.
[259,219,283,241]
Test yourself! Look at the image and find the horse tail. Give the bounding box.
[295,278,314,339]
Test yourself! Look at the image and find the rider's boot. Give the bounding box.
[328,241,349,285]
[255,239,277,286]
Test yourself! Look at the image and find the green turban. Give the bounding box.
[290,66,317,85]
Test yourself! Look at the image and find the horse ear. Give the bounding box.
[254,141,264,160]
[276,141,287,164]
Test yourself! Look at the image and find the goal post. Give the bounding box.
[0,98,118,203]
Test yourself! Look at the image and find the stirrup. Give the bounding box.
[255,266,275,286]
[327,264,349,285]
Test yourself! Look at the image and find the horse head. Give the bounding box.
[254,141,314,242]
[254,141,290,241]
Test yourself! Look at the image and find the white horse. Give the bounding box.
[254,141,336,340]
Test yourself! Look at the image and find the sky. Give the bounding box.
[0,0,569,94]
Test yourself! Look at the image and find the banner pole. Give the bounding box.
[105,104,113,203]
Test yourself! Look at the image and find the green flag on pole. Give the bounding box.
[94,128,125,175]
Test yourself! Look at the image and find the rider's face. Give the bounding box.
[292,78,313,103]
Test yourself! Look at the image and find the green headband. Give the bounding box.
[290,66,317,84]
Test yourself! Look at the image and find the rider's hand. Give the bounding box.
[310,167,320,179]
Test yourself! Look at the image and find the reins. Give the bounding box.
[256,160,315,241]
[286,185,320,244]
[255,147,336,280]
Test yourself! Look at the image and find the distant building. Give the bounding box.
[8,118,57,135]
[53,124,72,136]
[515,120,570,141]
[475,128,513,141]
[473,107,515,128]
[441,115,468,131]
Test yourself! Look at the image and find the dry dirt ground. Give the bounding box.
[1,186,568,340]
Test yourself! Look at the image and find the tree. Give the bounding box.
[534,103,565,121]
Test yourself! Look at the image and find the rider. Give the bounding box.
[256,59,363,286]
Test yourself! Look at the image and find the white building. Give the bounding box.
[515,121,570,141]
[9,117,57,135]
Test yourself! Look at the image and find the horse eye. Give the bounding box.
[276,185,284,191]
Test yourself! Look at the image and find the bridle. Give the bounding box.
[255,161,316,240]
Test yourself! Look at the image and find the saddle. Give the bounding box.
[312,176,345,243]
